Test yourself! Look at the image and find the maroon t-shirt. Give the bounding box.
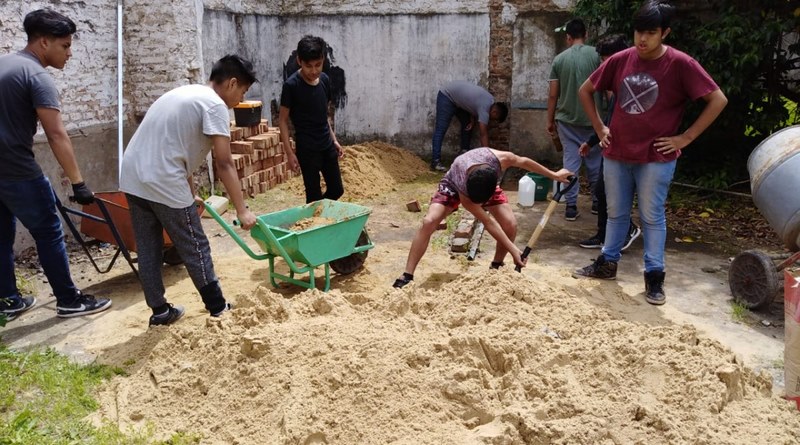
[589,46,719,163]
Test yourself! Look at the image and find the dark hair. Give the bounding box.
[297,35,327,62]
[492,102,509,123]
[565,18,587,39]
[23,9,76,41]
[208,55,258,86]
[466,166,498,204]
[595,34,628,57]
[633,1,675,32]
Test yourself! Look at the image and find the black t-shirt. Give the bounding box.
[280,71,333,152]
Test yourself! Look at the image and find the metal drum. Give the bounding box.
[748,125,800,251]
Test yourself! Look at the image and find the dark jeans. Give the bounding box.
[126,194,225,314]
[431,91,472,164]
[0,175,79,305]
[297,146,344,204]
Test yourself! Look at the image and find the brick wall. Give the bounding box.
[0,1,120,131]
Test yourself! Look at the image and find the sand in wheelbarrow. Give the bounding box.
[92,269,800,444]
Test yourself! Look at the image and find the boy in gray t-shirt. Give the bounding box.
[120,55,258,327]
[430,81,508,171]
[0,9,112,321]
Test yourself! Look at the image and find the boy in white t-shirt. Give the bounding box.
[120,55,258,327]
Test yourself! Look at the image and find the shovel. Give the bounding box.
[515,175,578,272]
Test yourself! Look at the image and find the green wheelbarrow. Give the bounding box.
[203,199,374,291]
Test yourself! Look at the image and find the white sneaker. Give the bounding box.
[621,224,642,252]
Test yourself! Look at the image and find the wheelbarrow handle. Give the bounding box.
[202,201,270,261]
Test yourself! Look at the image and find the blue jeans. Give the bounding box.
[431,91,472,164]
[0,175,79,305]
[601,158,676,272]
[556,121,602,207]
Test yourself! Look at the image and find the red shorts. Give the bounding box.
[431,184,508,210]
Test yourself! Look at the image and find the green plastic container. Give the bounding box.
[251,199,371,267]
[526,173,551,201]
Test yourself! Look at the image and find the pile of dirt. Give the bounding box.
[286,141,429,200]
[95,269,800,444]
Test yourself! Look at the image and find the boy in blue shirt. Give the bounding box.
[279,35,344,203]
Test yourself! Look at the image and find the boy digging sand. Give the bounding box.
[393,148,572,288]
[120,55,258,326]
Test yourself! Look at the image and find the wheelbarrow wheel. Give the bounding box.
[728,250,780,310]
[162,246,184,266]
[330,231,369,275]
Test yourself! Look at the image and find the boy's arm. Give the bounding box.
[654,89,728,154]
[546,80,559,137]
[210,135,256,229]
[328,107,343,158]
[37,107,95,204]
[492,149,572,183]
[478,121,490,147]
[578,79,610,147]
[460,197,525,268]
[278,106,300,172]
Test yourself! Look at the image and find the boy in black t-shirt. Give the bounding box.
[279,35,344,203]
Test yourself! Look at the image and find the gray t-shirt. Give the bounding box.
[120,84,230,208]
[440,81,495,126]
[442,147,501,197]
[0,51,61,180]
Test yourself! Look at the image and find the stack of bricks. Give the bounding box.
[221,119,297,197]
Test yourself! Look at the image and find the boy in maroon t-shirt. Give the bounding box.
[572,1,727,306]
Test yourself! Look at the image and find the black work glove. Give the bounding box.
[71,182,95,205]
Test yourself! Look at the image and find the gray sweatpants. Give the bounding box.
[126,194,220,311]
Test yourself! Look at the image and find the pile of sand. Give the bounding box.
[96,270,800,444]
[286,141,429,200]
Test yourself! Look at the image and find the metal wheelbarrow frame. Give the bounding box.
[203,199,374,291]
[56,191,198,279]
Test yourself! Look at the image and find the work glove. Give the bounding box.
[71,182,95,205]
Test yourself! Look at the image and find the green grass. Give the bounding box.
[0,345,200,444]
[730,301,750,323]
[430,210,462,251]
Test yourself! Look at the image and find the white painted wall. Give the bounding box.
[202,11,491,155]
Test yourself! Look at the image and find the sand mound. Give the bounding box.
[96,269,800,444]
[286,141,429,200]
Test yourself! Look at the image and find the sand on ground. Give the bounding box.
[5,141,799,444]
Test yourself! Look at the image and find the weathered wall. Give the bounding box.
[1,0,585,254]
[124,0,205,121]
[202,10,491,157]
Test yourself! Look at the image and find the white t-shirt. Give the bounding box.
[120,84,230,208]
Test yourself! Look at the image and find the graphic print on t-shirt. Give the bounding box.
[618,72,658,115]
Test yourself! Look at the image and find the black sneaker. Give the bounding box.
[430,162,446,172]
[579,233,604,249]
[573,255,617,280]
[591,202,599,215]
[393,273,414,288]
[211,303,233,317]
[1,295,37,315]
[565,205,580,221]
[1,296,37,322]
[644,270,666,305]
[621,224,642,252]
[149,304,185,326]
[489,261,505,270]
[56,292,112,318]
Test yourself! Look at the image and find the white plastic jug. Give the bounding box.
[518,175,536,207]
